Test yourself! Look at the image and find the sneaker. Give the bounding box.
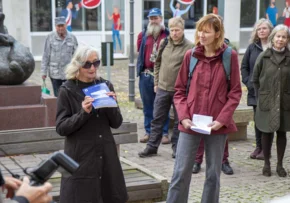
[139,134,149,143]
[161,135,171,145]
[256,150,265,160]
[138,146,157,158]
[192,162,201,174]
[250,147,261,159]
[222,162,234,175]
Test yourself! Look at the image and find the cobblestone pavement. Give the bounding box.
[29,57,290,203]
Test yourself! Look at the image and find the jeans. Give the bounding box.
[148,88,179,149]
[139,73,169,135]
[112,28,122,51]
[195,138,229,164]
[50,78,66,97]
[167,132,227,203]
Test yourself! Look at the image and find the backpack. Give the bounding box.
[186,47,232,96]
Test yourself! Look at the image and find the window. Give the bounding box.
[55,0,102,31]
[105,0,124,31]
[259,0,270,19]
[207,0,218,14]
[164,0,203,29]
[143,0,161,29]
[240,0,257,28]
[30,0,52,32]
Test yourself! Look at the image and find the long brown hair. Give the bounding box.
[194,14,225,50]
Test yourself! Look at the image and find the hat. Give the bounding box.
[55,16,66,26]
[147,8,162,17]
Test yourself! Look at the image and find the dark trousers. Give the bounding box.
[147,88,179,149]
[195,138,229,164]
[50,78,66,97]
[253,106,263,149]
[139,73,169,135]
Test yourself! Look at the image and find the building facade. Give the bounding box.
[0,0,287,59]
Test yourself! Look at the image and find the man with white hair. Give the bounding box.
[136,8,170,144]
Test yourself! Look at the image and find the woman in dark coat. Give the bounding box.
[56,45,128,203]
[241,18,273,160]
[253,24,290,177]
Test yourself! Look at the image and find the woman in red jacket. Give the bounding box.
[166,14,242,203]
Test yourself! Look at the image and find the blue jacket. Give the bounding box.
[136,28,170,77]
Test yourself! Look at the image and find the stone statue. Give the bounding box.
[0,12,35,85]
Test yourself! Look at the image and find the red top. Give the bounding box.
[137,30,167,69]
[174,44,242,135]
[113,13,121,30]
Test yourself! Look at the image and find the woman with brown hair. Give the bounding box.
[166,14,242,203]
[241,18,273,160]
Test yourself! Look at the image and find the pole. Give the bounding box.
[106,43,111,81]
[128,0,135,102]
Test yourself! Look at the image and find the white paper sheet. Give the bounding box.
[190,114,213,135]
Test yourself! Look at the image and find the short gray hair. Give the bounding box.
[268,24,290,50]
[65,45,100,80]
[250,18,273,43]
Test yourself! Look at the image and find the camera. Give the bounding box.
[25,152,79,186]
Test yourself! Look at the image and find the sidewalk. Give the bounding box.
[29,58,290,203]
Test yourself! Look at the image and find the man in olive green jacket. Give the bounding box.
[138,17,193,158]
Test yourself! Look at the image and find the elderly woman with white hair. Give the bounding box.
[241,18,273,160]
[253,24,290,177]
[55,45,128,203]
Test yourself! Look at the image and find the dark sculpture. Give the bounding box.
[0,12,35,85]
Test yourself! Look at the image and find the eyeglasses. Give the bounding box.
[83,60,101,69]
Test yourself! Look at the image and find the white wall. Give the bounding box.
[2,0,31,48]
[224,0,241,48]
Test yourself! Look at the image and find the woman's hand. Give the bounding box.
[106,92,117,101]
[208,121,223,131]
[181,119,194,129]
[82,96,94,114]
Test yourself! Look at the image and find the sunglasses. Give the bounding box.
[83,60,101,69]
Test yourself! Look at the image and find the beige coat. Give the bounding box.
[154,36,193,92]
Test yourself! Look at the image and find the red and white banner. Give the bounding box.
[81,0,101,9]
[177,0,194,5]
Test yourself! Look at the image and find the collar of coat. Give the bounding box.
[263,47,290,57]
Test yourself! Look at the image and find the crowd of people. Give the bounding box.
[2,3,290,203]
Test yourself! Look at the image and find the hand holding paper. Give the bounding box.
[190,114,213,135]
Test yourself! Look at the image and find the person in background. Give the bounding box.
[107,6,122,53]
[138,17,193,158]
[136,8,170,143]
[266,0,278,27]
[283,1,290,28]
[56,45,128,203]
[166,14,241,203]
[170,0,194,18]
[252,24,290,177]
[41,16,78,97]
[241,18,273,160]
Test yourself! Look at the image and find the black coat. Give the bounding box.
[241,41,263,106]
[56,78,128,203]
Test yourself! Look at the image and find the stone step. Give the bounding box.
[0,104,46,130]
[0,82,42,106]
